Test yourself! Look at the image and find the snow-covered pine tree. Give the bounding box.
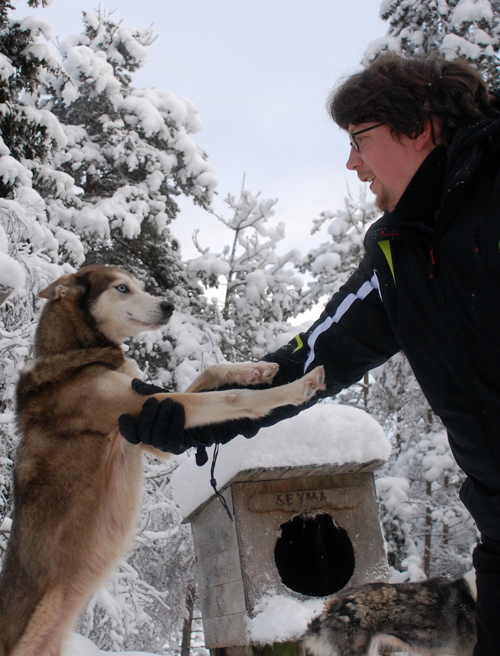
[0,7,217,648]
[0,0,79,537]
[31,8,220,385]
[187,187,304,361]
[364,0,500,85]
[41,9,218,273]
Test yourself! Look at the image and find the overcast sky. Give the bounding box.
[13,0,386,260]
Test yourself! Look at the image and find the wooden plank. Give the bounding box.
[357,459,386,472]
[203,612,249,649]
[247,486,366,514]
[210,646,254,656]
[192,524,239,560]
[251,468,288,482]
[232,470,266,483]
[186,461,388,520]
[199,579,247,619]
[278,467,316,479]
[195,546,243,590]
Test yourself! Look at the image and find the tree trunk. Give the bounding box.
[423,480,432,578]
[443,474,449,546]
[363,372,369,409]
[422,407,434,577]
[181,584,196,656]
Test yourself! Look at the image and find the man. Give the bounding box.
[120,55,500,654]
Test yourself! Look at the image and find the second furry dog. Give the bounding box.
[303,573,476,656]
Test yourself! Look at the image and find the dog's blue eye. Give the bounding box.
[115,284,129,293]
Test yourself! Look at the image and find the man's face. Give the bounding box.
[346,122,434,212]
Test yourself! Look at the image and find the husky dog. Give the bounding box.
[303,572,477,656]
[0,265,325,656]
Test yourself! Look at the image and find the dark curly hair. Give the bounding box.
[329,55,494,146]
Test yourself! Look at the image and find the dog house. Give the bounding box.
[171,403,390,655]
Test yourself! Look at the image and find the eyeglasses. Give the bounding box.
[348,123,385,151]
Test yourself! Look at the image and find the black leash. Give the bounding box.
[209,444,233,521]
[195,444,233,521]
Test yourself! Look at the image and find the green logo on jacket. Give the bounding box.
[378,240,396,285]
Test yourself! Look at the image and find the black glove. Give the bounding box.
[119,379,187,454]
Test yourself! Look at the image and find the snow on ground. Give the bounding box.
[171,402,390,519]
[247,595,325,645]
[61,633,160,656]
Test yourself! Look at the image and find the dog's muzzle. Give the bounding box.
[160,302,175,320]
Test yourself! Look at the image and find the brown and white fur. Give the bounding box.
[0,265,325,656]
[303,571,477,656]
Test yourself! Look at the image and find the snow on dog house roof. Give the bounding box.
[171,402,390,521]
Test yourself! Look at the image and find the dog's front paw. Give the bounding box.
[225,362,279,386]
[290,366,325,405]
[303,366,326,401]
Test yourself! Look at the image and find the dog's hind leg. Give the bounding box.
[11,587,67,656]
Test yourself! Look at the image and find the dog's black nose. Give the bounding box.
[161,301,174,318]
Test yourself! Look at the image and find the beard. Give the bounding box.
[374,183,399,213]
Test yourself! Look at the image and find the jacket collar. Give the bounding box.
[447,95,500,163]
[391,145,447,222]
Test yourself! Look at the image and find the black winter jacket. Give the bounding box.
[262,103,500,540]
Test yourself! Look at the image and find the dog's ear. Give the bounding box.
[38,274,85,300]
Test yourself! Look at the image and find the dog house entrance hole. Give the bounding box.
[274,512,355,597]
